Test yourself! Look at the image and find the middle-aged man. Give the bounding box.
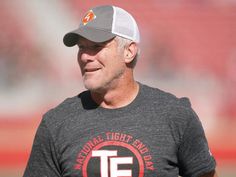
[23,5,217,177]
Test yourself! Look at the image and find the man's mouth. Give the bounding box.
[84,68,101,73]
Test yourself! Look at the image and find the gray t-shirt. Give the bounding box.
[23,83,216,177]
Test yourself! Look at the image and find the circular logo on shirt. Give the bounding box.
[74,132,154,177]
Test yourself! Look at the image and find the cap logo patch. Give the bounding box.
[82,10,96,25]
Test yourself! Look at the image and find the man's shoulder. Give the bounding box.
[140,83,191,109]
[141,83,198,127]
[42,90,90,124]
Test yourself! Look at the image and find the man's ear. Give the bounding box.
[124,42,138,64]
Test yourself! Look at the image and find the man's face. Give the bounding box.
[77,37,126,92]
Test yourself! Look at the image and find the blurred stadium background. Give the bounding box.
[0,0,236,176]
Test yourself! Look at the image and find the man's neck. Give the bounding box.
[90,79,139,109]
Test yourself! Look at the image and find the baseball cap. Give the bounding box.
[63,5,140,47]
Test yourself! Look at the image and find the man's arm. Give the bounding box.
[176,102,217,177]
[23,118,61,177]
[199,170,218,177]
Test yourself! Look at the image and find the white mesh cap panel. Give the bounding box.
[112,6,140,43]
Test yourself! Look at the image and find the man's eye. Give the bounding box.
[91,45,103,50]
[84,45,104,51]
[78,44,104,51]
[78,46,85,50]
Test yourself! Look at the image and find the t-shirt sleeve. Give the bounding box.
[23,117,61,177]
[178,109,216,177]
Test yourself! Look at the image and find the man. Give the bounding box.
[23,5,217,177]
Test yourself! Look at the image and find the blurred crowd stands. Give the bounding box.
[0,0,236,176]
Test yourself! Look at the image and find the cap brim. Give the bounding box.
[63,27,116,47]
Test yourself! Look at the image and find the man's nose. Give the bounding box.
[78,50,95,63]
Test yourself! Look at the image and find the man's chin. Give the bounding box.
[84,81,100,91]
[84,82,109,94]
